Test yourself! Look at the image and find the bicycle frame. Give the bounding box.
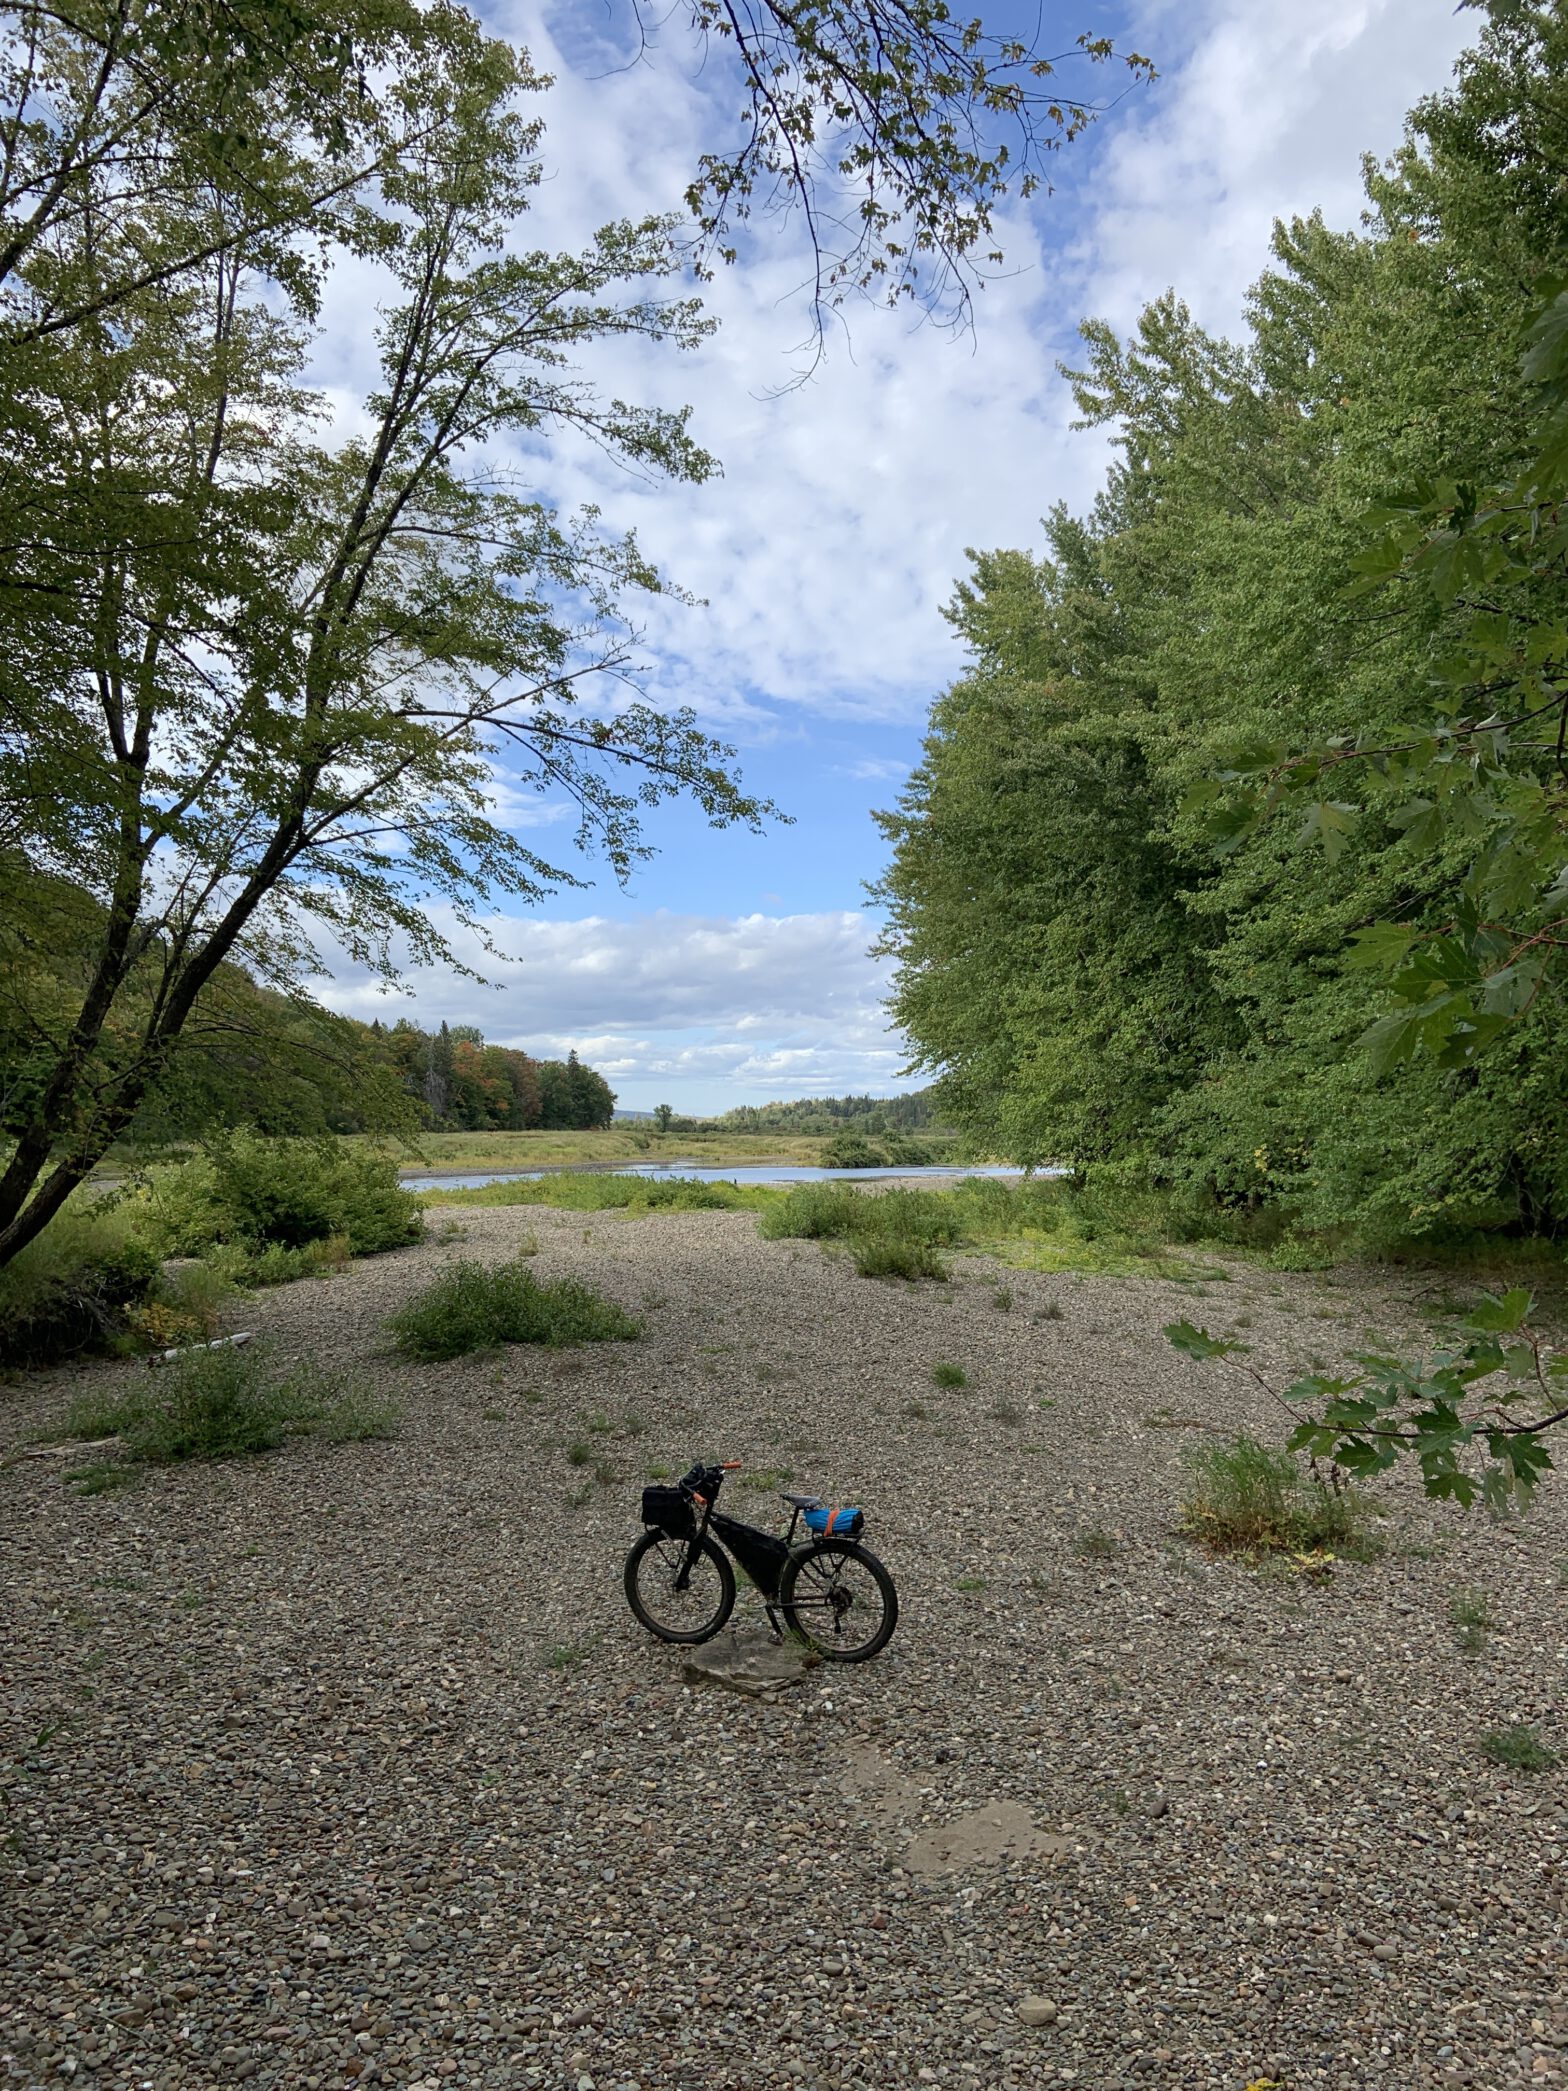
[674,1483,812,1631]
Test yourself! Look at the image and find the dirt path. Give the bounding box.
[3,1207,1565,2090]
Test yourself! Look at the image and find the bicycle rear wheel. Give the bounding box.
[779,1539,898,1662]
[624,1529,736,1644]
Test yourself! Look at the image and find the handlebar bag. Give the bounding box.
[803,1504,864,1539]
[641,1485,695,1537]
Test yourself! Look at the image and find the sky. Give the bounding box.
[311,0,1482,1115]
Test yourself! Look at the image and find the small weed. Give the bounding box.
[314,1388,400,1443]
[622,1412,648,1437]
[585,1411,615,1436]
[57,1341,380,1464]
[1107,1788,1132,1817]
[1076,1526,1118,1561]
[992,1287,1014,1312]
[991,1400,1023,1425]
[646,1462,673,1481]
[1036,1397,1057,1410]
[481,1407,507,1422]
[902,1399,931,1421]
[931,1362,967,1390]
[1035,1300,1064,1322]
[566,1441,593,1468]
[544,1637,596,1672]
[592,1458,617,1487]
[563,1482,594,1509]
[522,1385,543,1404]
[1480,1724,1558,1773]
[1449,1586,1496,1653]
[1395,1534,1444,1561]
[1027,1570,1056,1597]
[954,1574,988,1593]
[738,1466,795,1494]
[66,1461,138,1497]
[1180,1435,1380,1562]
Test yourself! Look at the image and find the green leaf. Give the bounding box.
[1466,1289,1534,1336]
[1163,1319,1247,1361]
[1522,289,1568,385]
[1345,923,1418,973]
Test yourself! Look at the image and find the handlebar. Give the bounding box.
[679,1458,741,1503]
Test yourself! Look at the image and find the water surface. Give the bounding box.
[410,1161,1044,1193]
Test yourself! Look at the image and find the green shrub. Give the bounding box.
[153,1132,422,1263]
[1181,1435,1378,1558]
[0,1197,162,1368]
[57,1341,395,1463]
[423,1171,752,1214]
[931,1361,967,1389]
[386,1257,640,1360]
[821,1132,889,1169]
[761,1182,962,1246]
[1480,1724,1558,1773]
[851,1234,949,1279]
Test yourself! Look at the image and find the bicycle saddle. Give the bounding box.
[782,1490,826,1509]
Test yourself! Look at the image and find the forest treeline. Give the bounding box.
[875,3,1568,1252]
[695,1092,943,1135]
[0,891,615,1141]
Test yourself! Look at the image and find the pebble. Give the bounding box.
[1,1202,1564,2091]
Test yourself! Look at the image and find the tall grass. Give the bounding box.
[0,1195,161,1368]
[59,1341,398,1462]
[386,1257,641,1360]
[1180,1435,1380,1559]
[421,1172,768,1214]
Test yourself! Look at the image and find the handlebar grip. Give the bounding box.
[720,1459,742,1471]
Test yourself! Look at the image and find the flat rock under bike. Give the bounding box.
[624,1460,898,1663]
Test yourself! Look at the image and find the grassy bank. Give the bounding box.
[421,1170,1235,1279]
[354,1128,850,1173]
[421,1169,1568,1302]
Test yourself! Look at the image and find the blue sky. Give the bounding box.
[311,0,1480,1113]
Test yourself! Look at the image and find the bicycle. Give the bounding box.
[623,1460,899,1663]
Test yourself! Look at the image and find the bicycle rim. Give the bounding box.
[625,1531,733,1643]
[782,1540,897,1660]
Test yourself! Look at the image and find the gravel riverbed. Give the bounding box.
[3,1205,1566,2091]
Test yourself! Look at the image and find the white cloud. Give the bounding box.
[840,757,912,782]
[444,0,1477,732]
[298,0,1483,1107]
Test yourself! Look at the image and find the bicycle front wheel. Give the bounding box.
[779,1539,898,1662]
[624,1529,736,1645]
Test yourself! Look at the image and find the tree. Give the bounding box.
[665,0,1152,337]
[0,13,770,1262]
[875,0,1568,1250]
[654,1103,674,1134]
[0,0,1148,1268]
